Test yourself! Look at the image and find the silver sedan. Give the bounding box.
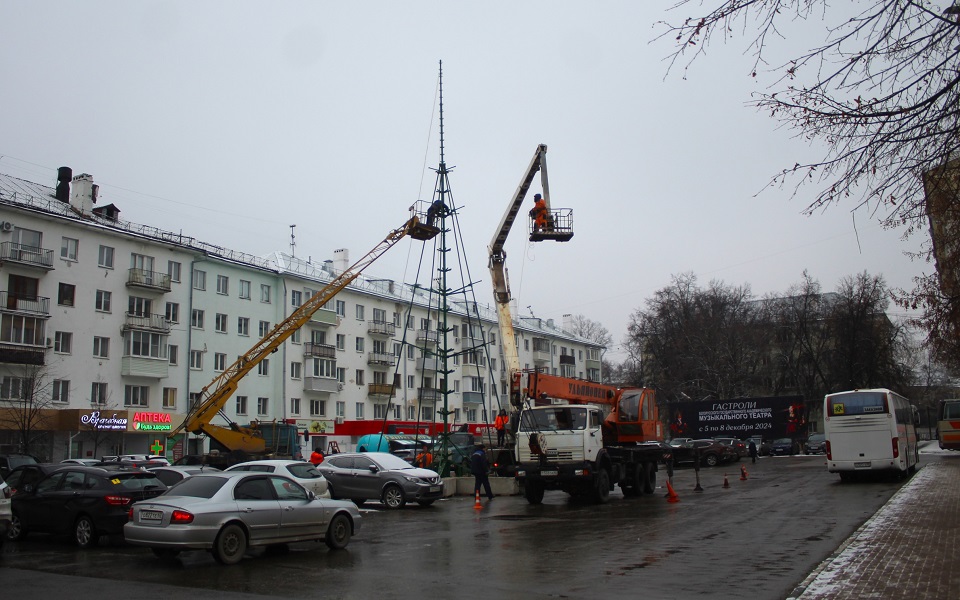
[123,471,360,564]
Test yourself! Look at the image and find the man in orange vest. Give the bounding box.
[529,193,548,232]
[310,448,324,465]
[495,409,510,447]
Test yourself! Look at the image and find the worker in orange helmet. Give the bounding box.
[529,193,548,232]
[309,448,324,465]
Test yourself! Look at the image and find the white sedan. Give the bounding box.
[225,460,329,498]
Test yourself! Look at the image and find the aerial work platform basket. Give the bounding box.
[529,208,574,242]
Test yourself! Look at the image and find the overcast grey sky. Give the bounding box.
[0,2,926,362]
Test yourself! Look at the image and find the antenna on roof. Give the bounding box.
[289,225,296,257]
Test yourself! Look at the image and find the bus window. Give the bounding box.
[828,391,886,416]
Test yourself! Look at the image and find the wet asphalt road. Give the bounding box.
[0,454,913,600]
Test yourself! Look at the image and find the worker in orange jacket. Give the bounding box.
[529,193,548,232]
[495,409,510,447]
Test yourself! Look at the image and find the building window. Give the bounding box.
[335,300,345,317]
[95,290,111,312]
[128,296,152,317]
[355,304,365,320]
[91,382,108,405]
[291,362,302,380]
[98,245,114,268]
[168,345,178,365]
[291,290,302,307]
[0,376,31,400]
[168,260,181,283]
[215,313,228,333]
[93,336,110,359]
[236,395,248,415]
[374,404,389,419]
[310,399,325,417]
[191,309,204,329]
[355,402,365,420]
[54,331,72,354]
[189,393,202,410]
[421,406,433,421]
[310,358,336,378]
[124,385,149,407]
[407,375,415,389]
[259,320,270,337]
[124,331,167,358]
[58,283,75,306]
[291,329,301,344]
[257,397,269,416]
[290,397,300,415]
[258,359,270,376]
[61,237,78,261]
[260,284,271,303]
[193,269,206,291]
[239,280,251,299]
[355,369,365,385]
[163,387,177,409]
[165,302,179,323]
[336,334,345,351]
[214,352,226,372]
[238,317,250,336]
[216,275,229,295]
[336,401,345,417]
[190,350,203,369]
[355,337,365,353]
[52,380,69,403]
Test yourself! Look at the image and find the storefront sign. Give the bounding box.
[132,412,172,431]
[80,411,128,431]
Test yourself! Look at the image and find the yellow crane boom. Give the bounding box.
[169,216,438,454]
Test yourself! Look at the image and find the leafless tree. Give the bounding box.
[658,1,960,365]
[567,314,613,348]
[0,363,56,459]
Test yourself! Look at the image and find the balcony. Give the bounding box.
[585,357,601,372]
[126,268,172,293]
[121,356,169,378]
[0,292,51,317]
[532,338,551,364]
[416,329,438,344]
[304,342,336,359]
[0,342,46,365]
[559,354,576,366]
[121,312,171,333]
[367,320,396,337]
[368,383,396,398]
[462,391,484,404]
[310,308,339,327]
[415,356,439,372]
[418,387,443,402]
[303,376,340,393]
[0,242,55,270]
[367,352,397,367]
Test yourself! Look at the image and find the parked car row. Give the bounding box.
[1,451,449,564]
[666,439,739,467]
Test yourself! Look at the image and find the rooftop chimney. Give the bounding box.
[55,167,72,202]
[70,173,98,216]
[333,248,349,274]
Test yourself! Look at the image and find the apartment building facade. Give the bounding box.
[0,169,603,462]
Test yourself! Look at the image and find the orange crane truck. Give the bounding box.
[513,370,667,504]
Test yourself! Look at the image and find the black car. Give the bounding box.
[2,463,64,495]
[0,454,39,479]
[770,437,801,456]
[669,439,737,467]
[803,434,827,455]
[9,466,167,547]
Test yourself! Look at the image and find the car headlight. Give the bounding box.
[402,475,424,483]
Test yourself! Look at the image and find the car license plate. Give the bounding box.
[854,461,871,468]
[540,470,558,476]
[429,485,441,493]
[140,510,163,522]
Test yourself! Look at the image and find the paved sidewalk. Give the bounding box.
[788,448,960,599]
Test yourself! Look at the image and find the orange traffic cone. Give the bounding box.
[473,490,482,509]
[740,465,748,481]
[666,479,680,503]
[723,473,730,488]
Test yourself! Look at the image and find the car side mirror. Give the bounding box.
[306,490,316,501]
[24,484,34,494]
[368,465,379,473]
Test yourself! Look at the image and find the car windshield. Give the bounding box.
[774,438,792,444]
[164,475,229,498]
[372,453,420,470]
[520,407,588,431]
[808,434,825,442]
[7,456,38,469]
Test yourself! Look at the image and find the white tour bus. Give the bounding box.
[937,399,960,451]
[824,388,919,481]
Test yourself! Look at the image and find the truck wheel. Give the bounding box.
[642,462,656,494]
[593,470,610,504]
[524,482,545,504]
